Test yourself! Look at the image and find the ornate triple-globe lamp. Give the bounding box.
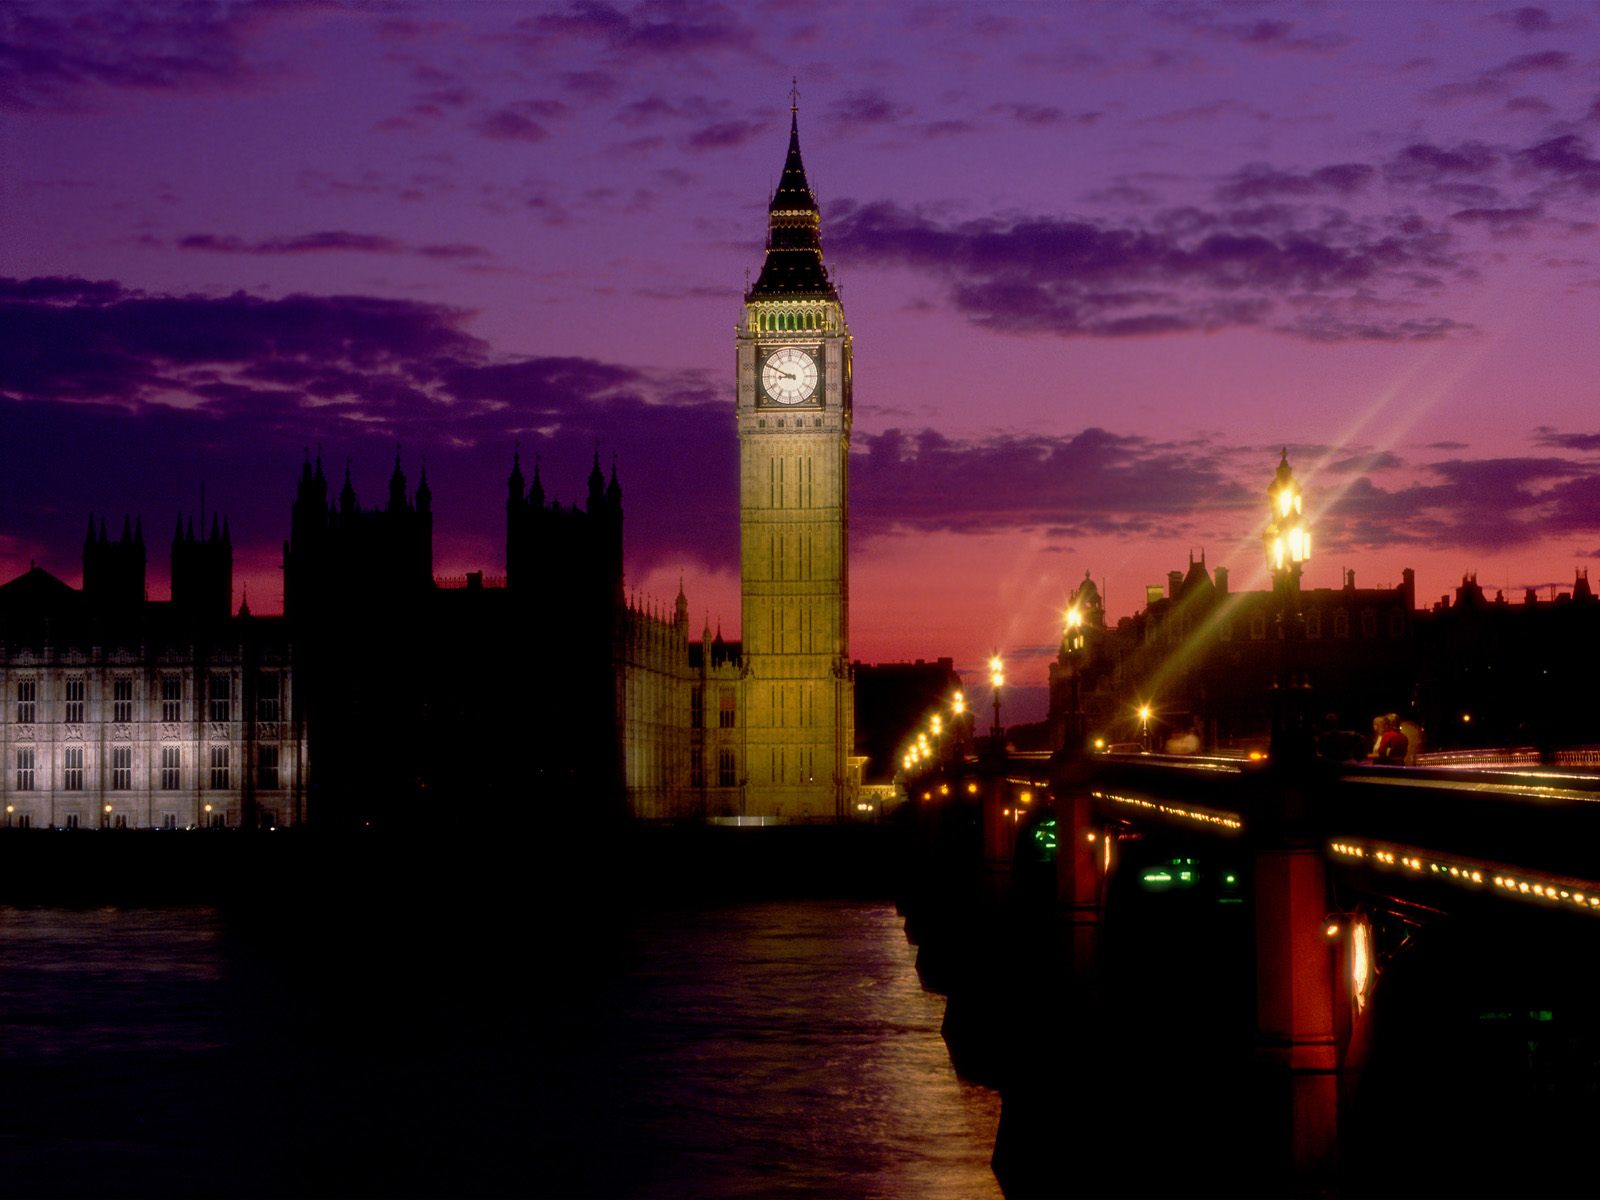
[1264,450,1313,763]
[1265,449,1309,587]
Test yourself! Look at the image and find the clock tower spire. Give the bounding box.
[734,97,857,821]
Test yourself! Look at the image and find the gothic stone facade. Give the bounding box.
[0,519,300,830]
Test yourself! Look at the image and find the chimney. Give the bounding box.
[1214,566,1229,594]
[1344,568,1355,591]
[1167,570,1184,598]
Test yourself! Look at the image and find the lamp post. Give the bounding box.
[988,653,1005,745]
[1264,449,1312,764]
[1138,704,1152,752]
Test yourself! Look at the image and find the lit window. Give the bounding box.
[63,746,83,791]
[257,745,279,789]
[209,745,230,789]
[209,673,230,723]
[112,678,133,723]
[257,673,280,722]
[111,746,131,790]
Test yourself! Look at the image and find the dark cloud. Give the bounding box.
[1449,204,1541,233]
[828,88,907,127]
[1506,95,1555,116]
[560,69,618,99]
[514,1,755,57]
[826,199,1469,342]
[0,275,737,590]
[176,231,491,261]
[1425,47,1572,105]
[1216,162,1374,202]
[1328,452,1403,474]
[989,102,1101,127]
[1534,428,1600,452]
[850,427,1255,538]
[475,108,549,142]
[915,119,976,139]
[1147,98,1271,125]
[1384,141,1499,183]
[1156,7,1348,54]
[1516,134,1600,193]
[1326,456,1600,551]
[1492,6,1556,33]
[684,119,766,151]
[1497,49,1571,74]
[0,1,283,112]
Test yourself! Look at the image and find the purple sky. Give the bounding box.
[6,1,1600,720]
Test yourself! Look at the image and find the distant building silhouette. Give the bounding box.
[1047,552,1600,760]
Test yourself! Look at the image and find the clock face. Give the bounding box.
[761,347,819,405]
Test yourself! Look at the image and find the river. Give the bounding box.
[0,898,1001,1198]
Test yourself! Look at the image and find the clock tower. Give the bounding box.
[736,99,855,820]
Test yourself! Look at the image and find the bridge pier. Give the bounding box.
[1053,757,1103,992]
[1254,836,1341,1185]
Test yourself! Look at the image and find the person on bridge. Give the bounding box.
[1371,715,1409,764]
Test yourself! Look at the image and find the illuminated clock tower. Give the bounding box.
[736,97,855,820]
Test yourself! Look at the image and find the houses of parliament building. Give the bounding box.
[0,110,862,828]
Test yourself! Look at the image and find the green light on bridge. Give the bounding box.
[1032,818,1058,852]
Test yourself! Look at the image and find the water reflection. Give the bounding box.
[578,902,1002,1199]
[0,900,999,1199]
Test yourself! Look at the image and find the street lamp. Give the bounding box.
[988,653,1005,744]
[1265,449,1309,587]
[1138,704,1152,752]
[1265,450,1313,763]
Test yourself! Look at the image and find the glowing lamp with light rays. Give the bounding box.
[1264,449,1309,581]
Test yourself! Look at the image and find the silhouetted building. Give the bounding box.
[1046,552,1600,760]
[1048,556,1418,751]
[1415,570,1600,753]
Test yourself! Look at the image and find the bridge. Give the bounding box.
[900,743,1600,1195]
